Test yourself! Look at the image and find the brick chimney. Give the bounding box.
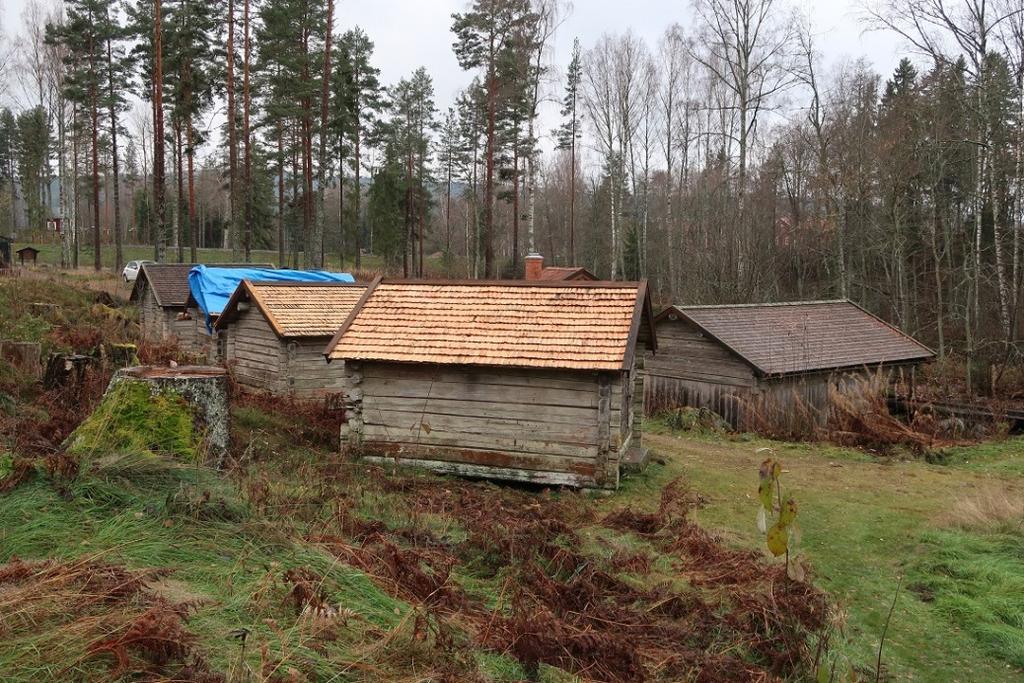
[525,253,544,280]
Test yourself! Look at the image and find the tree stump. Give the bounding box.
[29,302,59,317]
[1,340,42,375]
[107,366,231,466]
[43,353,93,390]
[106,343,139,368]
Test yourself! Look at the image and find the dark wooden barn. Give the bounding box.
[129,264,199,347]
[644,300,935,429]
[324,278,656,489]
[215,280,366,397]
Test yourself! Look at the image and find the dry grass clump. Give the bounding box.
[296,470,830,682]
[0,555,217,681]
[936,485,1024,532]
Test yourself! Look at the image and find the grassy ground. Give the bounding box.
[635,424,1024,682]
[2,273,1022,681]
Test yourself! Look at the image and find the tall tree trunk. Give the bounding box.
[354,97,362,269]
[403,149,412,277]
[106,36,122,272]
[58,91,72,269]
[568,115,575,263]
[483,67,497,278]
[242,0,252,261]
[512,132,519,273]
[315,0,332,270]
[73,104,81,268]
[175,119,184,262]
[187,120,197,263]
[277,120,285,267]
[153,0,167,265]
[226,0,239,255]
[90,50,101,271]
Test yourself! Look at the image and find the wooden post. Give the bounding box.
[341,361,364,453]
[597,373,614,487]
[632,357,644,448]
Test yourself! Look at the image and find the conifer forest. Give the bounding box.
[1,0,1023,383]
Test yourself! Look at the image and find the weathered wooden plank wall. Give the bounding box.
[282,340,352,397]
[224,307,351,397]
[225,308,281,391]
[353,362,621,488]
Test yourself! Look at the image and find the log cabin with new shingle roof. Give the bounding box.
[323,278,657,490]
[644,300,935,429]
[215,280,367,397]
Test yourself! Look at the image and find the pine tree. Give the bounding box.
[0,110,20,236]
[452,0,537,278]
[49,0,118,270]
[334,27,384,269]
[257,0,327,267]
[555,37,582,263]
[15,107,51,235]
[163,0,217,262]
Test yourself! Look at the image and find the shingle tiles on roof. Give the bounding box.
[327,281,648,371]
[669,300,934,376]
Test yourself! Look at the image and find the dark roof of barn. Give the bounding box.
[16,246,40,254]
[130,263,273,308]
[658,300,934,376]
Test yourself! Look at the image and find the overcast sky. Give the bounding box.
[1,0,907,155]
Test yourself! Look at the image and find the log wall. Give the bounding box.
[224,306,350,397]
[644,318,757,427]
[347,361,627,489]
[224,307,282,392]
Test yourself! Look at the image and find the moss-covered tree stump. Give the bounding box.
[82,366,231,466]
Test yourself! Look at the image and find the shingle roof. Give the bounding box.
[325,278,655,371]
[130,264,195,307]
[539,266,598,281]
[130,263,275,308]
[216,281,367,337]
[661,300,934,376]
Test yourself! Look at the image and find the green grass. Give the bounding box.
[907,527,1024,669]
[0,458,410,680]
[636,427,1024,682]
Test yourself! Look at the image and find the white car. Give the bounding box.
[122,260,154,283]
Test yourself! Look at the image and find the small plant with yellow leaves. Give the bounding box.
[757,450,802,580]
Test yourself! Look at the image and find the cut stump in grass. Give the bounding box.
[106,366,231,466]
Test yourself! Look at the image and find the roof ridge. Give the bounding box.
[377,278,641,289]
[673,299,848,309]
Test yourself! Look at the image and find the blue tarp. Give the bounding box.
[188,265,354,331]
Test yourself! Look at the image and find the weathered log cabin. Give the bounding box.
[323,278,656,489]
[130,264,200,347]
[644,300,935,429]
[130,263,273,356]
[215,281,366,397]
